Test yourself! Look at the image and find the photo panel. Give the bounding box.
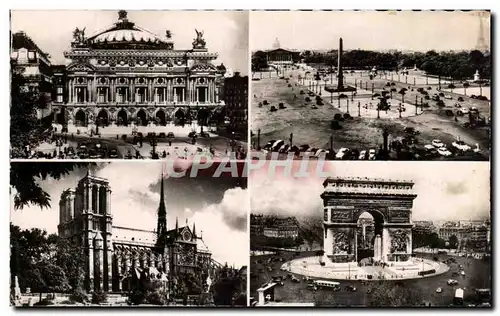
[10,161,248,307]
[250,10,491,161]
[10,10,249,160]
[249,161,491,307]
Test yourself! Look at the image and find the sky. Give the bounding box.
[10,10,249,75]
[10,162,248,267]
[251,10,491,52]
[250,162,490,222]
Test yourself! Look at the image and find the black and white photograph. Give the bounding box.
[250,11,491,161]
[9,161,248,306]
[249,162,491,307]
[10,10,249,160]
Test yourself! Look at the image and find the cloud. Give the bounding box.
[188,188,248,267]
[250,162,490,222]
[445,181,467,195]
[11,10,249,75]
[10,162,248,268]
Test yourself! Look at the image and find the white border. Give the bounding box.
[2,1,498,315]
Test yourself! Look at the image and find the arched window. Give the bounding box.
[99,186,107,214]
[91,185,98,212]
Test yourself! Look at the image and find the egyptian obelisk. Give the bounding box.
[337,37,344,90]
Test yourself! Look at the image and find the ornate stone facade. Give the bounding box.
[53,10,226,128]
[57,171,218,293]
[321,177,417,263]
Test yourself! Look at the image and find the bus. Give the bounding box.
[313,280,341,291]
[453,288,464,306]
[475,289,491,306]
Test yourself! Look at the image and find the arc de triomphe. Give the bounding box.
[321,177,417,264]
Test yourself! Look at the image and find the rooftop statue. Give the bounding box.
[72,27,87,47]
[192,29,206,49]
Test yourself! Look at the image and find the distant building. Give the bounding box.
[10,31,53,119]
[223,72,248,135]
[413,220,437,235]
[250,214,299,239]
[264,48,300,65]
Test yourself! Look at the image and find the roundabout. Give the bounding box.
[281,256,449,281]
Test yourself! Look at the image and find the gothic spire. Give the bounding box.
[175,216,179,232]
[192,223,196,239]
[156,172,167,248]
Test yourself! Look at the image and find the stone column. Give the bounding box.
[87,236,94,291]
[83,183,89,211]
[129,79,135,103]
[116,255,122,291]
[407,233,412,255]
[106,188,111,215]
[373,235,382,261]
[68,78,73,103]
[324,227,334,257]
[185,78,190,103]
[106,238,113,291]
[382,227,391,262]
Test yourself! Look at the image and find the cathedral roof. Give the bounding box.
[112,226,157,246]
[86,10,172,49]
[196,237,210,253]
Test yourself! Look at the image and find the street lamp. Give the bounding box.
[149,133,159,159]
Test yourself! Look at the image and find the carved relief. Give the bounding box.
[332,232,349,254]
[330,210,351,222]
[390,230,408,253]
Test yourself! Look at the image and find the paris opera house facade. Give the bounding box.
[54,10,226,129]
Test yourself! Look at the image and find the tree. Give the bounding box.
[463,82,470,96]
[251,51,268,72]
[10,162,94,210]
[448,235,459,249]
[10,225,79,301]
[367,281,422,307]
[197,108,210,134]
[10,60,52,158]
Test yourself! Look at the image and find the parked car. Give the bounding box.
[368,149,376,160]
[438,147,452,157]
[447,279,459,286]
[444,95,453,100]
[432,139,444,148]
[346,285,357,292]
[108,149,119,158]
[452,141,471,152]
[436,287,443,293]
[336,148,351,160]
[359,150,367,160]
[271,140,285,152]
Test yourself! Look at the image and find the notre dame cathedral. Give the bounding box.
[57,171,220,293]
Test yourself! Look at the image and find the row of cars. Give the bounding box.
[261,139,378,160]
[425,138,477,157]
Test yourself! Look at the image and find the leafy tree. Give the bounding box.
[251,51,269,72]
[367,281,422,307]
[10,60,52,158]
[448,235,459,249]
[197,108,210,134]
[10,162,94,210]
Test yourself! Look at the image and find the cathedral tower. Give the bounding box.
[73,170,113,292]
[156,173,168,249]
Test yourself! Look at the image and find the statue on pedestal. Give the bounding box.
[72,27,87,47]
[192,29,206,49]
